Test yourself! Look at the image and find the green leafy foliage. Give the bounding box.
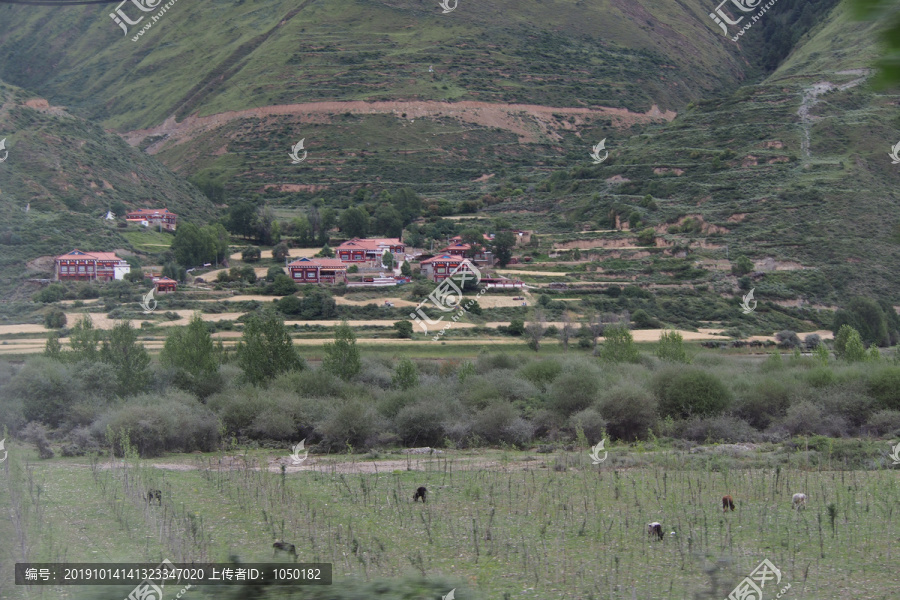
[392,358,419,390]
[656,330,689,363]
[599,325,640,363]
[322,321,361,381]
[653,368,732,419]
[237,310,304,386]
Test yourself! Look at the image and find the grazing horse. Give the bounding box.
[273,541,297,560]
[147,489,162,505]
[792,493,807,509]
[648,522,664,540]
[413,486,427,503]
[722,495,735,512]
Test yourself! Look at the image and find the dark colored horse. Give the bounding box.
[147,489,162,505]
[273,541,297,560]
[413,486,427,503]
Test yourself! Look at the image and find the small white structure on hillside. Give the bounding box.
[104,210,115,220]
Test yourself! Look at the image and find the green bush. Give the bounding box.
[656,330,689,363]
[549,371,601,415]
[95,391,221,457]
[733,378,793,429]
[207,388,271,435]
[44,308,67,329]
[315,399,385,450]
[868,366,900,410]
[394,397,452,446]
[600,386,657,441]
[568,407,607,441]
[598,325,640,363]
[242,246,262,262]
[653,368,732,419]
[518,359,563,392]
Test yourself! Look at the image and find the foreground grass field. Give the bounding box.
[3,443,899,599]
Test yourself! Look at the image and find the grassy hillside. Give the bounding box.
[488,2,900,302]
[0,79,217,299]
[0,0,755,129]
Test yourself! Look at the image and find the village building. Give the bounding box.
[125,208,178,231]
[287,257,348,284]
[419,254,481,282]
[56,250,131,281]
[438,242,492,263]
[152,276,177,292]
[336,238,405,264]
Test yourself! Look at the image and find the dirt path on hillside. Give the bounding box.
[798,69,870,158]
[122,101,677,152]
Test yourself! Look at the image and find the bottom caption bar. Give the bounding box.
[16,562,332,585]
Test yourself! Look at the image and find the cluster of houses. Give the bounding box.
[54,249,178,291]
[286,235,494,284]
[55,211,515,289]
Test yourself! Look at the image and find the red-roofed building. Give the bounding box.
[419,254,480,282]
[56,250,131,281]
[153,276,177,292]
[439,243,492,263]
[125,208,178,231]
[287,257,348,284]
[336,238,405,263]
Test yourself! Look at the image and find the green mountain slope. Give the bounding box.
[0,0,750,129]
[0,79,217,299]
[535,1,900,302]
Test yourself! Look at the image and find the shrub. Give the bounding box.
[44,308,67,329]
[506,319,525,336]
[207,388,273,435]
[804,333,822,349]
[636,228,655,246]
[781,401,848,437]
[653,368,732,419]
[61,427,99,457]
[475,352,518,372]
[472,402,524,444]
[272,242,290,262]
[392,358,419,390]
[394,320,413,338]
[518,359,563,392]
[95,392,221,457]
[731,256,754,276]
[568,408,607,442]
[21,422,54,458]
[805,366,837,388]
[600,386,657,441]
[868,366,900,410]
[679,415,758,443]
[269,274,298,296]
[776,330,801,349]
[241,246,261,262]
[863,409,900,436]
[598,325,640,363]
[315,399,385,451]
[733,378,793,429]
[834,324,866,361]
[549,371,601,415]
[394,397,452,446]
[632,309,658,329]
[34,283,68,303]
[656,330,689,363]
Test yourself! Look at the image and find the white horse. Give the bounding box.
[792,493,807,509]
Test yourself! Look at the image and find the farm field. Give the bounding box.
[2,446,899,599]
